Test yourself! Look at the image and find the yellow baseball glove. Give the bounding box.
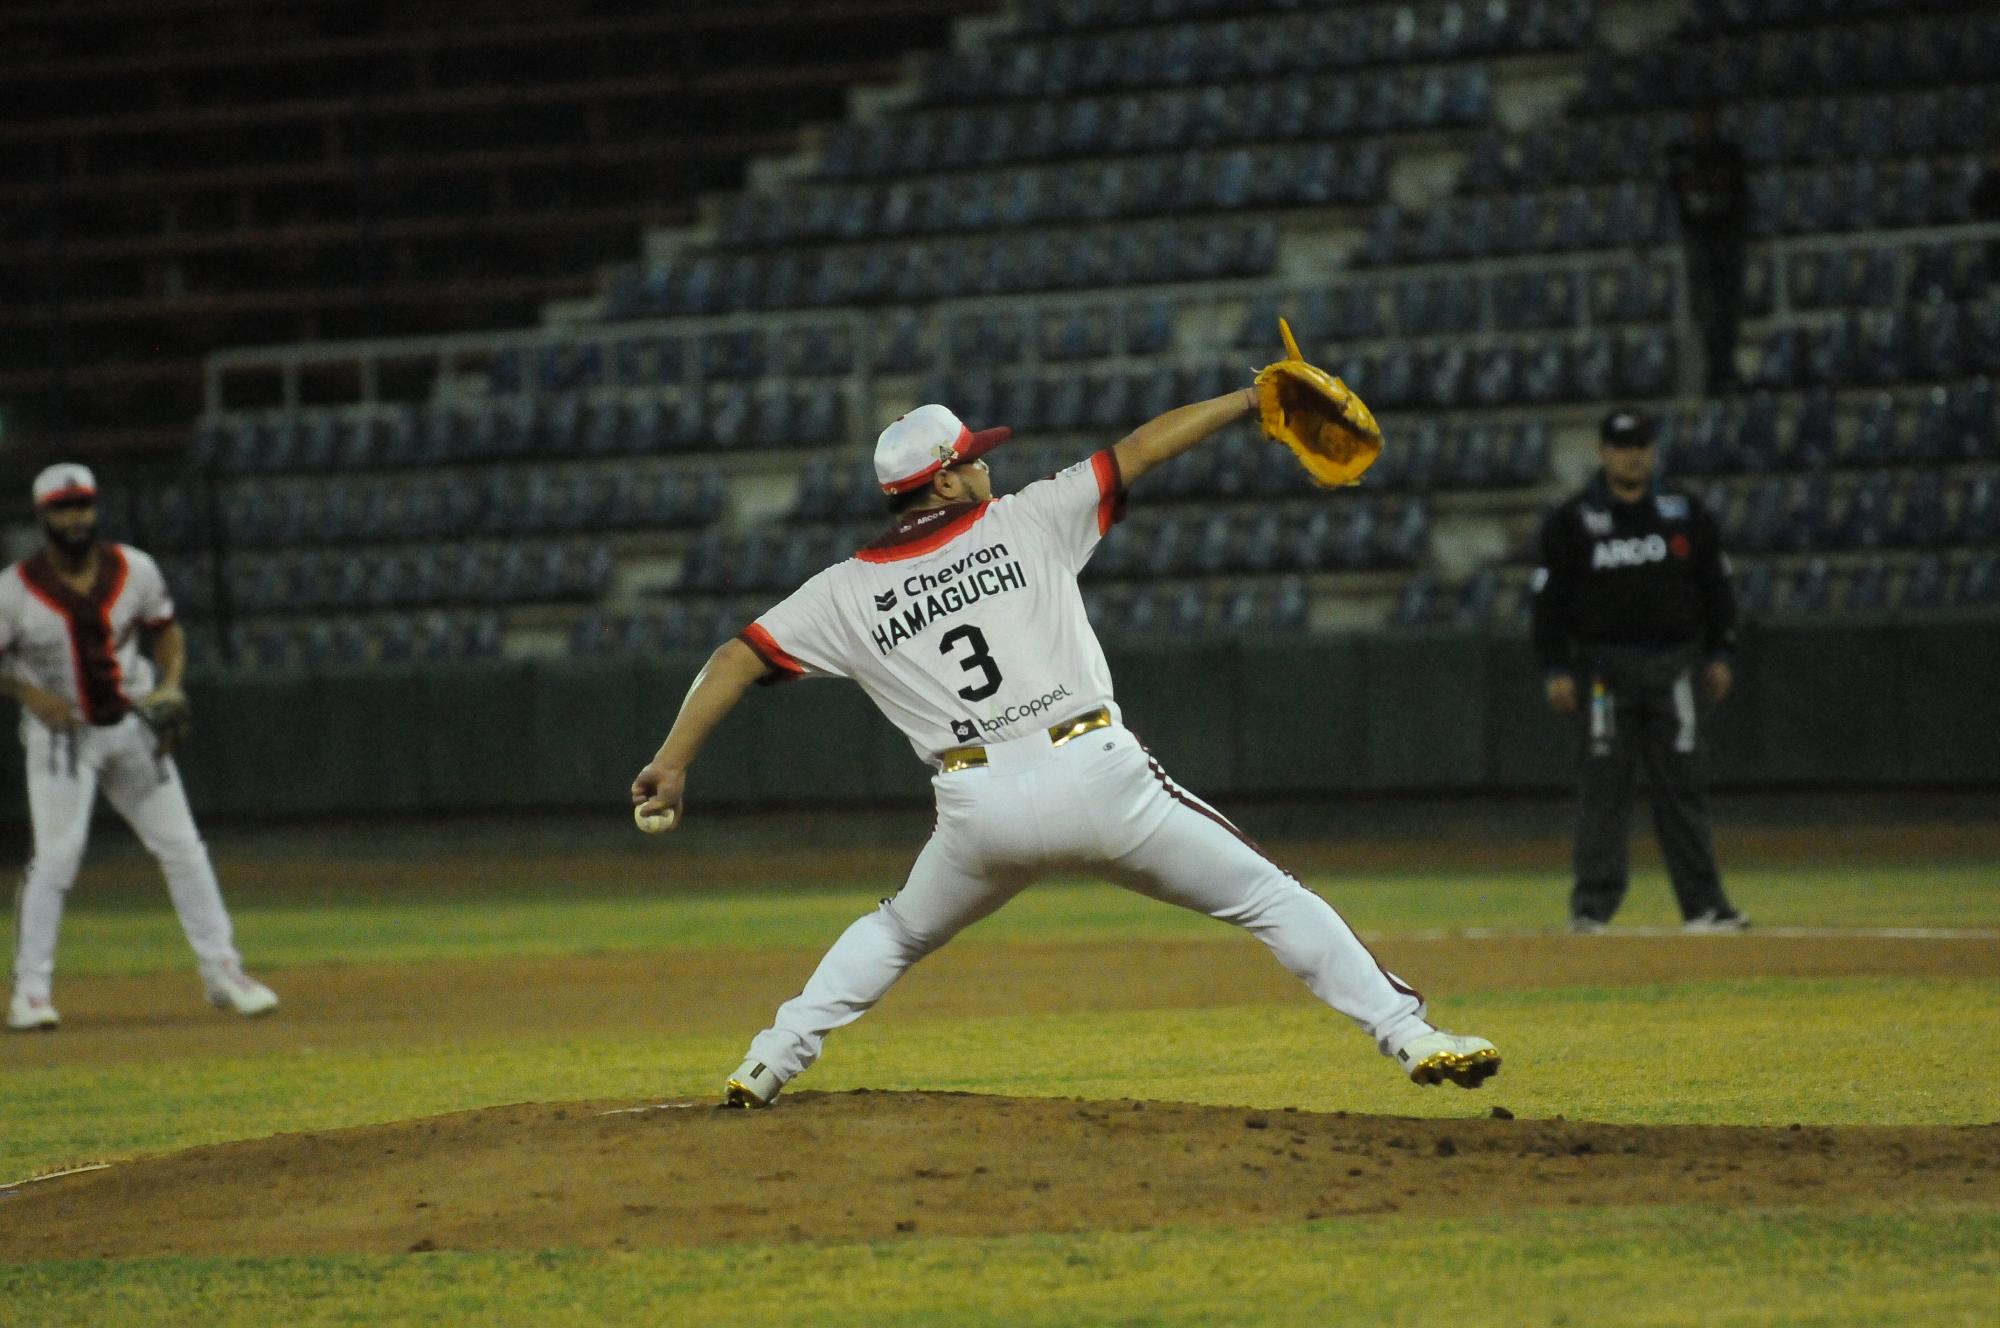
[1253,317,1383,488]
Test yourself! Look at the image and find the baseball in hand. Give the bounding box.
[634,804,678,835]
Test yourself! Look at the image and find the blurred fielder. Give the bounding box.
[5,463,278,1031]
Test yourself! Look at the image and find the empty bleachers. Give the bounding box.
[73,0,1999,666]
[2,0,988,454]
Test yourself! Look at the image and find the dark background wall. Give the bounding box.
[9,619,1985,825]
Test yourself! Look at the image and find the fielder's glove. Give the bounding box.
[136,686,194,755]
[1253,317,1383,488]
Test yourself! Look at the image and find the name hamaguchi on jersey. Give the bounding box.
[870,542,1027,656]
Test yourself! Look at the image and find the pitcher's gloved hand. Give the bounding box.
[1253,316,1384,488]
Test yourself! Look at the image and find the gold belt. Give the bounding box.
[937,706,1112,773]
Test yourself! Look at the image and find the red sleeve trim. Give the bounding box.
[738,623,804,682]
[1090,449,1126,536]
[141,614,176,631]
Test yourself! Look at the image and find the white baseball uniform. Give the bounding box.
[733,451,1432,1089]
[3,543,245,1001]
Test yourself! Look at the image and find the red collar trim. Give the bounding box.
[18,546,131,725]
[855,502,991,563]
[20,545,125,610]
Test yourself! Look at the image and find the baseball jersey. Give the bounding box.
[742,450,1126,762]
[0,543,176,730]
[1530,474,1736,672]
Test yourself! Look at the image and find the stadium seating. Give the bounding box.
[90,0,1996,664]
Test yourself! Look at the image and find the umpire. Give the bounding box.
[1531,409,1748,934]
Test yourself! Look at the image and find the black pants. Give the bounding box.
[1682,225,1746,394]
[1569,663,1734,924]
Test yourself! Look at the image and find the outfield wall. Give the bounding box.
[9,619,1995,820]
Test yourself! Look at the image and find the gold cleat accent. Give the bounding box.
[1409,1047,1502,1088]
[722,1078,770,1109]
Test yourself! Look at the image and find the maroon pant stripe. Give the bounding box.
[1139,749,1424,1003]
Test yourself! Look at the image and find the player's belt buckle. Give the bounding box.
[936,707,1111,774]
[1046,705,1112,748]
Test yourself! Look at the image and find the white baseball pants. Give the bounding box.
[10,715,242,1000]
[742,719,1431,1086]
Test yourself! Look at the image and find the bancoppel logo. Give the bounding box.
[874,589,898,611]
[950,719,978,742]
[975,684,1074,734]
[1591,535,1670,569]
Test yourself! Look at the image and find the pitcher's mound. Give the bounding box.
[4,1092,1994,1257]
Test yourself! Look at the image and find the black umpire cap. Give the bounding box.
[1599,409,1655,447]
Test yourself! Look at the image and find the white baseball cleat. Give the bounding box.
[7,989,59,1032]
[722,1057,783,1108]
[1393,1029,1501,1088]
[1682,909,1750,934]
[200,962,280,1017]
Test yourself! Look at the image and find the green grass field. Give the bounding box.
[5,862,1998,1326]
[38,862,2000,976]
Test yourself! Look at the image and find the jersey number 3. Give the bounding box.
[939,624,1003,701]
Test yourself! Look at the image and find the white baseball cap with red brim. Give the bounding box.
[874,404,1011,495]
[31,463,97,507]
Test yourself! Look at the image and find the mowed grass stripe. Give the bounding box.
[6,1207,1998,1328]
[38,864,2000,976]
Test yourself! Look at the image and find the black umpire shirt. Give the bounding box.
[1531,473,1737,677]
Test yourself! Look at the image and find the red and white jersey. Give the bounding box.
[0,543,176,729]
[743,450,1126,763]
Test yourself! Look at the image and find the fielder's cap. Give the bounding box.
[1599,409,1655,448]
[874,404,1011,495]
[31,462,97,507]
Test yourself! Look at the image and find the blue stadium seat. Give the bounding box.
[1382,498,1429,566]
[1394,419,1442,493]
[1361,204,1401,266]
[1122,298,1175,355]
[1573,336,1615,401]
[1617,328,1674,397]
[1392,574,1438,627]
[1962,299,2000,375]
[1269,576,1307,630]
[1289,509,1335,571]
[1505,421,1552,486]
[1143,516,1188,578]
[1900,552,1947,611]
[1731,477,1787,552]
[1468,345,1516,407]
[1954,474,1998,546]
[1802,318,1854,386]
[1952,550,1999,608]
[1453,569,1499,628]
[1493,193,1543,256]
[1236,512,1284,575]
[1455,425,1501,489]
[1895,471,1950,548]
[1518,341,1571,404]
[1734,392,1783,472]
[1779,475,1834,553]
[1780,558,1832,615]
[1753,327,1802,390]
[1783,387,1837,471]
[1843,392,1896,467]
[1165,586,1207,637]
[1834,472,1894,550]
[1423,346,1471,409]
[1853,310,1906,385]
